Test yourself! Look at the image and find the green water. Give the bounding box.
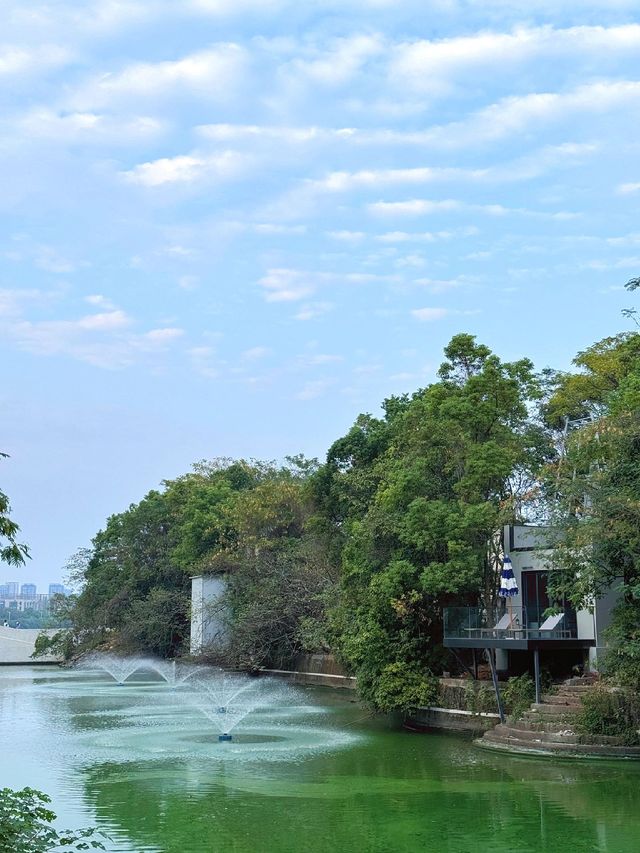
[2,667,640,853]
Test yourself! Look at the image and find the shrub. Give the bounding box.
[464,681,496,715]
[601,601,640,691]
[371,662,439,712]
[502,674,535,720]
[0,787,105,852]
[577,687,640,745]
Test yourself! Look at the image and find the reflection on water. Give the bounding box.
[2,666,640,853]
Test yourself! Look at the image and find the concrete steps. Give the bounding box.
[476,674,640,758]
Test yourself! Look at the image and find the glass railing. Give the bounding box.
[443,606,577,640]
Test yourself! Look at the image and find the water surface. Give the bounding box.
[2,666,639,852]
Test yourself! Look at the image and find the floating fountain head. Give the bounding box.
[79,652,149,685]
[189,671,299,742]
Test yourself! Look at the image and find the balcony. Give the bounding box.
[443,606,593,651]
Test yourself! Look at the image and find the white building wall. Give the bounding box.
[190,575,228,656]
[504,525,600,646]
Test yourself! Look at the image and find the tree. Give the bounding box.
[544,325,640,687]
[0,787,105,852]
[1,453,29,566]
[211,472,337,668]
[322,335,548,710]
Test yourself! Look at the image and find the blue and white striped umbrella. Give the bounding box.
[498,556,519,597]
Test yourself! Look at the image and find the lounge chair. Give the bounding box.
[538,613,564,636]
[493,612,521,637]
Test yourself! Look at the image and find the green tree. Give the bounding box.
[322,335,547,710]
[1,453,29,566]
[0,787,105,852]
[214,472,337,668]
[544,323,640,687]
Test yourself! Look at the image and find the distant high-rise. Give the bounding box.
[48,583,65,596]
[20,583,36,599]
[0,584,9,598]
[6,582,19,598]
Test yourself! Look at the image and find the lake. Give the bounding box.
[1,666,639,852]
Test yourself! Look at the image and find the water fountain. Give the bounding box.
[73,655,312,746]
[80,652,150,685]
[188,670,299,742]
[143,659,206,687]
[76,653,204,687]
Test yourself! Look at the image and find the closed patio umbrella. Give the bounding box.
[498,556,518,627]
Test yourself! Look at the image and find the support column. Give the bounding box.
[486,648,505,723]
[533,648,541,705]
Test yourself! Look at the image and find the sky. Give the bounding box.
[2,0,640,588]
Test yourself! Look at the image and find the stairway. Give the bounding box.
[477,676,640,758]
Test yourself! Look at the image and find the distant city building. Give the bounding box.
[48,584,65,596]
[20,583,37,599]
[0,584,9,599]
[6,582,19,598]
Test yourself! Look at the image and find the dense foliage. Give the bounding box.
[577,687,640,745]
[314,334,547,708]
[544,310,640,687]
[45,321,640,710]
[0,787,105,852]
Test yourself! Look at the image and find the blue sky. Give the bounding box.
[2,0,640,588]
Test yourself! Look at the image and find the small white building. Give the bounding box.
[190,574,228,656]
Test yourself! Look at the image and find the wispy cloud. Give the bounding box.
[411,307,450,321]
[368,198,577,219]
[69,44,247,109]
[390,25,640,95]
[617,182,640,195]
[122,150,251,187]
[1,293,183,368]
[295,378,335,400]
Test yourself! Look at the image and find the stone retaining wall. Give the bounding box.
[0,627,61,664]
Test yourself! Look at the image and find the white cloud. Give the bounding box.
[178,275,200,290]
[242,346,271,360]
[390,25,640,95]
[33,246,79,274]
[293,302,334,321]
[304,353,344,365]
[368,199,464,215]
[12,109,164,144]
[617,182,640,195]
[0,288,58,318]
[0,43,71,77]
[253,223,307,235]
[70,44,247,108]
[285,34,384,87]
[413,275,476,292]
[295,378,335,400]
[1,296,183,368]
[122,150,250,186]
[189,345,220,378]
[411,307,450,321]
[259,269,317,302]
[368,198,576,218]
[85,294,117,309]
[258,268,397,302]
[326,230,367,242]
[425,81,640,149]
[376,226,479,242]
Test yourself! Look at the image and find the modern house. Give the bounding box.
[443,524,619,714]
